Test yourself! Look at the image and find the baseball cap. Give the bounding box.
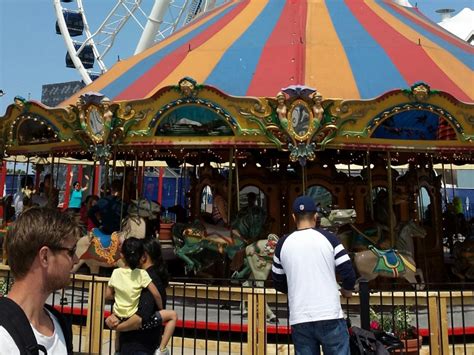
[292,196,317,214]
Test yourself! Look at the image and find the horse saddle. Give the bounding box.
[83,229,121,265]
[369,245,406,276]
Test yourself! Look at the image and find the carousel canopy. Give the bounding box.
[63,0,474,106]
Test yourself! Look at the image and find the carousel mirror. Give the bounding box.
[200,185,213,215]
[306,185,333,212]
[239,185,267,211]
[289,100,311,139]
[17,117,59,145]
[88,106,104,137]
[418,186,433,225]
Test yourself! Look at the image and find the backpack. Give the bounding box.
[349,326,389,355]
[0,297,73,355]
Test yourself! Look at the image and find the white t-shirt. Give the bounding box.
[0,308,68,354]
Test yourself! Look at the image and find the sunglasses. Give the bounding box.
[50,245,77,258]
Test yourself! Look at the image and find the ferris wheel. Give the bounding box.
[53,0,219,84]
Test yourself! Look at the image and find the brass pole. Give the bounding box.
[227,148,234,223]
[367,152,374,221]
[387,151,394,247]
[235,152,240,211]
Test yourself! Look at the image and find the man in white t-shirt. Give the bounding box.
[272,196,356,355]
[0,207,81,354]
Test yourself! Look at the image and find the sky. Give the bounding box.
[0,0,472,114]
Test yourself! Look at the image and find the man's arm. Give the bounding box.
[319,229,356,293]
[271,236,288,294]
[105,286,115,300]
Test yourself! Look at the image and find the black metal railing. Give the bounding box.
[1,266,473,354]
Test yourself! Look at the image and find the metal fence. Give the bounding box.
[0,266,473,354]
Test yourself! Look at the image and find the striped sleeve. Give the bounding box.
[319,229,356,290]
[272,235,288,294]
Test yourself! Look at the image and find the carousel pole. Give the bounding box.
[302,164,306,194]
[387,151,395,247]
[367,151,374,221]
[112,149,117,182]
[140,159,146,199]
[158,167,164,205]
[0,160,7,223]
[441,162,448,207]
[55,157,61,189]
[50,155,54,185]
[450,163,455,202]
[235,152,240,211]
[134,154,139,200]
[120,160,127,231]
[227,148,234,223]
[63,165,72,211]
[12,157,17,193]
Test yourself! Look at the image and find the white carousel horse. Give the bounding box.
[232,234,279,322]
[353,220,426,289]
[73,199,160,274]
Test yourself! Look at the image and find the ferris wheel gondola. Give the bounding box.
[53,0,220,84]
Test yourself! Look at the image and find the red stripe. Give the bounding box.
[116,1,250,100]
[346,0,471,102]
[52,306,474,338]
[388,2,474,54]
[247,0,307,96]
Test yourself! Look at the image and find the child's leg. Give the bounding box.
[159,310,178,351]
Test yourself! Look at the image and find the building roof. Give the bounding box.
[62,0,473,106]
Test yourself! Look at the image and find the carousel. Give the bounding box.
[0,0,473,285]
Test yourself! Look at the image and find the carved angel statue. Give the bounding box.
[310,90,324,123]
[276,91,288,127]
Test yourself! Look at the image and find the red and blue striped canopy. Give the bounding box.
[64,0,474,105]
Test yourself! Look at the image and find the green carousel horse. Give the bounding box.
[173,206,267,275]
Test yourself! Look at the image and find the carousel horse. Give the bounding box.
[73,199,160,274]
[353,220,426,289]
[451,237,474,280]
[172,220,247,274]
[173,204,268,275]
[231,234,279,322]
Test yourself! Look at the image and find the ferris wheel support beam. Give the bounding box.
[135,0,172,55]
[53,0,92,84]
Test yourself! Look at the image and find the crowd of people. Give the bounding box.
[1,167,362,354]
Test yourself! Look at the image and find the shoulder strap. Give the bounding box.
[44,304,73,355]
[0,297,46,355]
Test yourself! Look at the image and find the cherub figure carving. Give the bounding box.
[276,91,288,127]
[100,97,113,143]
[310,90,324,123]
[117,104,136,120]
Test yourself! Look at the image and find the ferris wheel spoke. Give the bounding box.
[54,0,224,82]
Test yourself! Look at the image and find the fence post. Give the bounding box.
[428,296,441,355]
[247,290,267,355]
[439,296,449,355]
[359,279,370,330]
[85,278,105,354]
[247,292,256,354]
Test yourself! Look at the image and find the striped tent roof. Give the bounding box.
[63,0,474,106]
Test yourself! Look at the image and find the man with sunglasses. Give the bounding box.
[0,207,82,354]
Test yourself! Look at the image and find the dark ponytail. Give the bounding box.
[143,238,169,287]
[121,237,144,269]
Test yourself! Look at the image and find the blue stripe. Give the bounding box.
[377,1,473,70]
[101,3,240,99]
[205,0,286,95]
[325,1,407,99]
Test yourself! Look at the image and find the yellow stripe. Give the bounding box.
[305,0,360,99]
[148,0,268,97]
[61,1,236,106]
[367,0,474,101]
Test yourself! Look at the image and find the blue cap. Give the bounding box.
[292,196,317,214]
